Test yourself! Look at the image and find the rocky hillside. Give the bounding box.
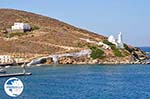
[0,9,146,63]
[0,9,105,55]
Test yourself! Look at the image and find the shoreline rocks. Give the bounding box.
[42,55,150,65]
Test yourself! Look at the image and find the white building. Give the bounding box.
[108,35,118,47]
[11,23,31,31]
[108,32,124,48]
[117,32,124,48]
[0,55,13,64]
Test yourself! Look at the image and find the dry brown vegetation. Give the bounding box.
[0,9,106,57]
[0,9,146,63]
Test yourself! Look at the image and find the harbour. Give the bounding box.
[0,62,31,77]
[1,64,150,99]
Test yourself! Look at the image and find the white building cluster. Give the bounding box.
[0,55,13,64]
[108,32,124,48]
[11,23,31,31]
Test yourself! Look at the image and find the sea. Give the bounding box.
[0,47,150,99]
[0,64,150,99]
[140,47,150,62]
[139,47,150,52]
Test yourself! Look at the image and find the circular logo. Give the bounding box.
[4,77,24,97]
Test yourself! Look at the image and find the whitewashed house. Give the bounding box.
[0,55,13,64]
[11,23,31,31]
[108,32,124,48]
[108,35,118,46]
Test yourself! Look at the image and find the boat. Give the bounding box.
[0,68,6,73]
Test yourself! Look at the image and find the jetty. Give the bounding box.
[0,62,32,77]
[0,72,31,77]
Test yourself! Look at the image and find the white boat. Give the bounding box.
[0,68,6,73]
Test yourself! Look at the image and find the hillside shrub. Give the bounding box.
[103,39,124,57]
[32,26,40,30]
[124,43,133,53]
[103,39,113,45]
[8,32,27,38]
[90,46,105,59]
[103,39,116,50]
[113,49,123,57]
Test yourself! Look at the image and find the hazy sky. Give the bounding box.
[1,0,150,46]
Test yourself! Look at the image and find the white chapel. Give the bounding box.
[108,32,124,48]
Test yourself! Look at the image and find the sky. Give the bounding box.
[0,0,150,46]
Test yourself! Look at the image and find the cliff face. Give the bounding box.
[131,47,147,61]
[0,9,146,64]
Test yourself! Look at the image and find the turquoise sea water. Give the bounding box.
[1,64,150,99]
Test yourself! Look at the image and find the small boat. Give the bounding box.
[0,68,6,73]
